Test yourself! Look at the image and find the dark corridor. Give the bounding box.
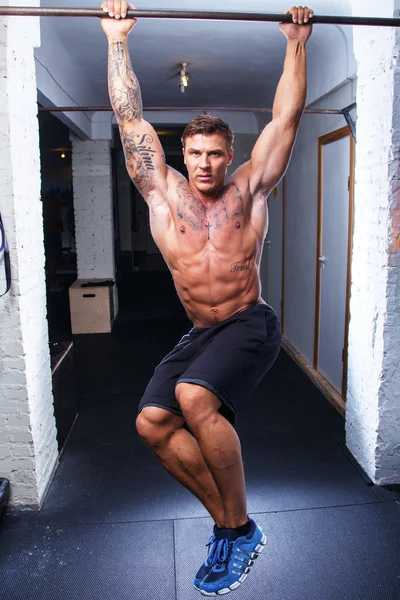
[1,273,400,600]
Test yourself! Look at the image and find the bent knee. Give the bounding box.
[136,406,183,447]
[175,383,222,424]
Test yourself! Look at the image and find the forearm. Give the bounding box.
[272,40,307,123]
[107,35,143,123]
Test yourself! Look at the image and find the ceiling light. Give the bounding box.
[180,63,189,94]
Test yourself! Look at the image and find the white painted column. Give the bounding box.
[71,138,118,315]
[0,6,58,507]
[346,3,400,483]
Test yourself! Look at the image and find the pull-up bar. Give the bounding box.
[0,7,399,27]
[38,103,358,140]
[38,106,347,115]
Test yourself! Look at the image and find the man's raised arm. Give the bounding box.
[249,6,313,197]
[101,2,168,201]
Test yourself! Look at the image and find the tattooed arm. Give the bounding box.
[249,7,312,198]
[101,2,169,203]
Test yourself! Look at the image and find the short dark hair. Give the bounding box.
[181,115,234,150]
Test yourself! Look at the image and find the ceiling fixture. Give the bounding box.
[179,63,189,94]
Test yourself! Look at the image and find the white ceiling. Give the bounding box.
[38,0,355,111]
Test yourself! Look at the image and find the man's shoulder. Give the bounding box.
[165,167,191,202]
[228,160,251,178]
[166,165,188,187]
[223,162,251,199]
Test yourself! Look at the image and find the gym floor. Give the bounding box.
[1,272,400,600]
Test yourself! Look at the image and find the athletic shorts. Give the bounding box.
[138,303,282,426]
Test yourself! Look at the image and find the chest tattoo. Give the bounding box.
[176,181,245,239]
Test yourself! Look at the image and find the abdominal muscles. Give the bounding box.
[167,245,263,327]
[150,198,266,327]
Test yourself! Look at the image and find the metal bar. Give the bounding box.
[1,7,400,27]
[341,102,357,142]
[38,106,344,115]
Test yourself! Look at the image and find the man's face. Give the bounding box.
[183,133,234,195]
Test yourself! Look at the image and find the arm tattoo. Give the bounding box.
[108,41,143,122]
[122,131,157,190]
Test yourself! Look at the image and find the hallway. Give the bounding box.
[1,273,399,600]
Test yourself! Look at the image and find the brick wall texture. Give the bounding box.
[72,139,116,280]
[0,12,58,507]
[346,21,400,484]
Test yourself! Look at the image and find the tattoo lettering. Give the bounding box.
[230,260,255,273]
[136,134,156,170]
[122,131,156,190]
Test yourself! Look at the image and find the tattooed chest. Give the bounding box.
[176,181,245,241]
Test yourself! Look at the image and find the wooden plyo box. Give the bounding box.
[69,279,114,334]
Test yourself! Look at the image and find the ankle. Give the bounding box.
[233,518,252,537]
[222,514,249,529]
[215,517,251,535]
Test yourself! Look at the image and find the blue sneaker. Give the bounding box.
[193,531,219,591]
[199,519,266,596]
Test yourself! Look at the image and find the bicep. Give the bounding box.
[119,119,168,201]
[249,118,298,196]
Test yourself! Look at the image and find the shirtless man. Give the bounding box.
[101,5,313,595]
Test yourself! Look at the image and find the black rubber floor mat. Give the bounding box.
[0,520,175,600]
[10,429,378,529]
[175,502,400,600]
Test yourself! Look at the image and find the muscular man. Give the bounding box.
[101,5,313,595]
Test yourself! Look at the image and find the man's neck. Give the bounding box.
[188,180,226,205]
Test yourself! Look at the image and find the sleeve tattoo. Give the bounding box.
[108,41,165,192]
[108,41,143,122]
[122,132,158,190]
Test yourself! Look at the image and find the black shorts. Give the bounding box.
[138,303,282,425]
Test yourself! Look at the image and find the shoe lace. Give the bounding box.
[205,535,219,567]
[212,538,234,573]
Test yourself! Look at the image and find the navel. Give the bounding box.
[235,221,241,229]
[210,307,219,322]
[180,225,186,233]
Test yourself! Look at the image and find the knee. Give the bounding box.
[136,409,163,447]
[136,407,182,448]
[175,383,221,426]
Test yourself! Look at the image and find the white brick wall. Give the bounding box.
[0,8,58,507]
[346,14,400,483]
[71,138,118,314]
